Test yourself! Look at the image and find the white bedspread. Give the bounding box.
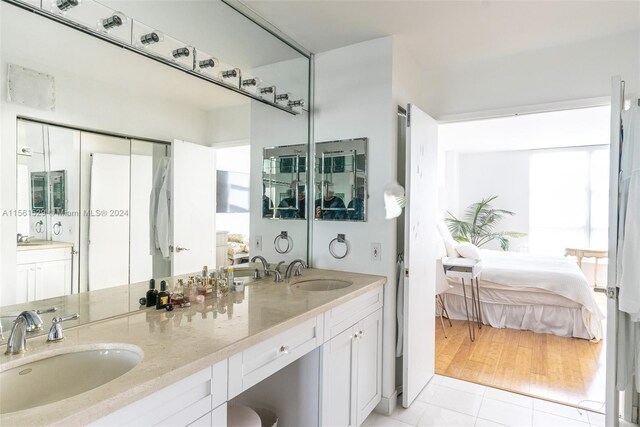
[477,249,605,341]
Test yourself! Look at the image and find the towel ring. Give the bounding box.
[274,231,293,254]
[329,234,349,259]
[53,221,62,236]
[35,220,44,234]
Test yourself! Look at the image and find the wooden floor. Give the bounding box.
[435,319,606,410]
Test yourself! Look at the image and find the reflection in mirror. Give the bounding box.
[1,0,310,334]
[262,144,308,220]
[315,138,368,222]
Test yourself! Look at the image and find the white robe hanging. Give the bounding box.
[616,100,640,391]
[149,157,172,260]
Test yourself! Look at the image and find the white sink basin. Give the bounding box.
[292,279,353,292]
[0,344,143,414]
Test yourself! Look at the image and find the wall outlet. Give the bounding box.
[371,243,381,261]
[255,235,262,251]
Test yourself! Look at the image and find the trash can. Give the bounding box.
[227,403,261,427]
[254,407,278,427]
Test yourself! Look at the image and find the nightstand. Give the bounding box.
[442,257,483,341]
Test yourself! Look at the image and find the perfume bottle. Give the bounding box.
[156,280,170,310]
[202,265,208,279]
[170,280,184,306]
[146,279,157,307]
[226,267,234,289]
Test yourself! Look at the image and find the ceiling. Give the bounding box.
[242,0,640,69]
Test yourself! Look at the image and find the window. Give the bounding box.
[529,146,609,255]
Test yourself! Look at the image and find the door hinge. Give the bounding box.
[406,110,411,128]
[607,286,618,299]
[404,267,409,278]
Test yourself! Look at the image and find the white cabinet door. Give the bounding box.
[321,325,357,427]
[36,259,71,300]
[16,263,36,304]
[356,309,382,426]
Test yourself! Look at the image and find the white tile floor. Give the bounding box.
[363,375,605,427]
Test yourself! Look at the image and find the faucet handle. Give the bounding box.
[275,261,286,274]
[295,264,306,276]
[267,270,283,283]
[47,313,79,342]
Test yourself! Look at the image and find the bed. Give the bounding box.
[437,225,605,342]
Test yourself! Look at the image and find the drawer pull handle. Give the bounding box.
[279,345,290,354]
[358,330,365,337]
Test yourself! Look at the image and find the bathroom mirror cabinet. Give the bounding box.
[0,0,311,334]
[314,138,368,222]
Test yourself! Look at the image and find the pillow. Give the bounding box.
[228,233,245,243]
[436,220,459,258]
[435,233,447,259]
[443,239,460,258]
[455,242,481,259]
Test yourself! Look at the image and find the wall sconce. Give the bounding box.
[288,99,305,109]
[139,31,163,46]
[172,47,191,59]
[98,12,126,32]
[197,57,217,70]
[53,0,80,13]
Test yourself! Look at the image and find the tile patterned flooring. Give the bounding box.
[363,375,605,427]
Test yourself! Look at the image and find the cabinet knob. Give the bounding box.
[279,345,290,354]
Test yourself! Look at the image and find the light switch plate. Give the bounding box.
[371,243,381,261]
[255,235,262,251]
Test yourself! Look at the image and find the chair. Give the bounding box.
[435,258,453,338]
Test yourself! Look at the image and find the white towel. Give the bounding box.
[396,258,405,357]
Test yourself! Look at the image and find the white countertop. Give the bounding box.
[0,269,386,426]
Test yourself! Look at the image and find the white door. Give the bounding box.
[356,309,383,425]
[321,325,357,427]
[171,140,215,275]
[403,104,438,407]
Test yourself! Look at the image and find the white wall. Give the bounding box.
[314,36,398,410]
[450,150,530,252]
[425,30,640,118]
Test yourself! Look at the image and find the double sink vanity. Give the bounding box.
[0,268,386,426]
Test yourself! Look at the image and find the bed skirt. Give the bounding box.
[443,293,594,340]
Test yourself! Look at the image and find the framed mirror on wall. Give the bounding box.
[262,144,308,220]
[0,0,311,334]
[314,138,368,222]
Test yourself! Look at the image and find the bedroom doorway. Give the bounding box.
[434,105,609,412]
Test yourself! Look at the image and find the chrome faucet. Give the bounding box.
[251,256,271,277]
[267,268,283,283]
[5,313,30,355]
[47,313,79,342]
[285,259,307,279]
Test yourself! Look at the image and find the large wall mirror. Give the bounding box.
[314,138,368,222]
[0,0,311,334]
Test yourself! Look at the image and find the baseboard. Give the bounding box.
[374,390,398,416]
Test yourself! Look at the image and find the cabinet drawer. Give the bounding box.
[324,287,383,341]
[17,247,72,264]
[91,367,213,427]
[228,315,323,398]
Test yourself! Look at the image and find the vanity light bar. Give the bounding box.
[5,0,304,115]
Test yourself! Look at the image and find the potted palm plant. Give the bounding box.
[445,195,526,251]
